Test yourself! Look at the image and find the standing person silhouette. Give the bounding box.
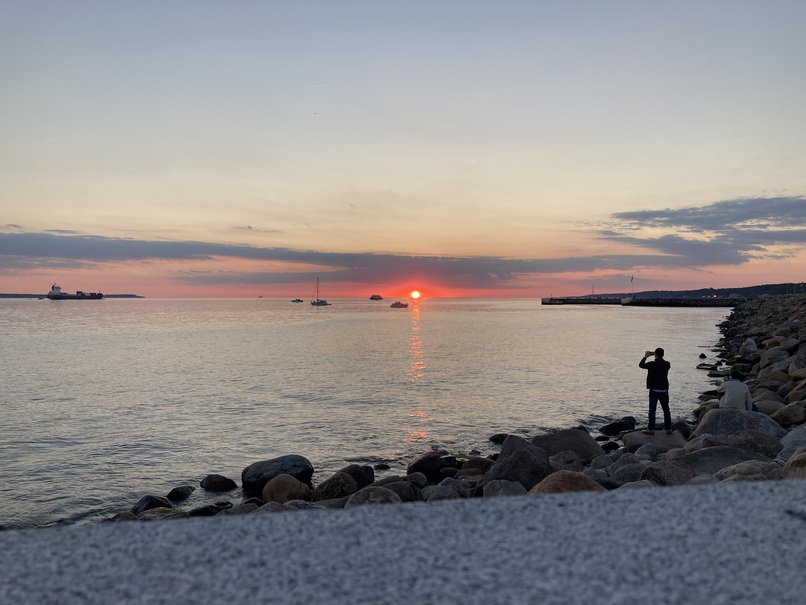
[639,348,672,435]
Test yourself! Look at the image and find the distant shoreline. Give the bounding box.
[0,293,144,299]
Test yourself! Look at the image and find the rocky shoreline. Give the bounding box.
[109,293,806,522]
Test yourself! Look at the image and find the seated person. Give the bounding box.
[717,371,753,411]
[738,335,757,359]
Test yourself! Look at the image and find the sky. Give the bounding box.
[2,1,806,299]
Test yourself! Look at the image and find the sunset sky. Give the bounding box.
[2,1,805,298]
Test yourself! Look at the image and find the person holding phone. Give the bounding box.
[639,348,672,435]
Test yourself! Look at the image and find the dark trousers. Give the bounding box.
[648,389,671,430]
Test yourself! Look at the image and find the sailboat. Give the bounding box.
[310,278,331,306]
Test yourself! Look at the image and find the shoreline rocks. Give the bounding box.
[107,293,806,524]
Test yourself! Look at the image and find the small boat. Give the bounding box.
[370,294,384,301]
[310,278,330,306]
[291,298,304,303]
[390,301,408,308]
[46,284,103,300]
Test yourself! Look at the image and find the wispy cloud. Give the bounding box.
[601,196,806,267]
[2,196,805,289]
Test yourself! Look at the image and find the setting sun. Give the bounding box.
[411,291,421,299]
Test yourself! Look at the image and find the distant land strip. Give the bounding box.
[0,293,144,299]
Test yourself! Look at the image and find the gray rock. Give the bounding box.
[690,409,788,440]
[531,429,606,463]
[218,502,260,515]
[337,464,375,489]
[634,443,658,460]
[583,468,621,490]
[713,460,785,482]
[724,430,784,459]
[241,455,314,498]
[482,479,528,498]
[615,479,658,489]
[477,445,550,492]
[166,485,195,502]
[599,417,636,436]
[425,484,464,502]
[253,502,287,514]
[676,446,772,476]
[374,480,422,502]
[137,508,188,521]
[549,450,585,472]
[200,474,238,492]
[639,461,697,486]
[608,452,641,474]
[589,454,614,471]
[130,495,172,515]
[777,425,806,463]
[783,451,806,479]
[312,472,358,502]
[461,457,496,474]
[611,463,646,485]
[527,470,607,495]
[621,430,687,453]
[283,500,326,511]
[770,401,806,426]
[407,450,457,483]
[262,473,312,504]
[344,486,402,507]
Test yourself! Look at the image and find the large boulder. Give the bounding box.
[783,449,806,479]
[690,409,788,440]
[549,450,585,472]
[406,450,457,483]
[166,485,195,502]
[312,472,358,502]
[724,430,784,459]
[200,474,238,492]
[754,399,786,416]
[531,428,606,463]
[476,435,550,492]
[621,430,687,453]
[760,346,791,368]
[777,425,806,464]
[599,417,636,436]
[713,460,785,482]
[344,486,402,507]
[262,474,311,504]
[482,479,528,498]
[770,401,806,426]
[337,464,375,489]
[461,457,496,474]
[675,446,772,476]
[242,455,314,498]
[372,480,422,502]
[527,470,607,495]
[610,463,647,485]
[638,461,697,486]
[130,495,172,515]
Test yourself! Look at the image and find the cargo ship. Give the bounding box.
[46,284,104,300]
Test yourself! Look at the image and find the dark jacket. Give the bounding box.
[639,357,670,390]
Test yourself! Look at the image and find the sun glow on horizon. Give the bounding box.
[411,290,421,299]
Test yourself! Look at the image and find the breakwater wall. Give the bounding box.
[542,296,744,307]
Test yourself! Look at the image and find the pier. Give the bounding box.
[541,297,743,307]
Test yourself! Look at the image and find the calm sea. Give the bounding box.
[0,298,728,528]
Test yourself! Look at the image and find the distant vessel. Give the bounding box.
[390,301,408,308]
[46,284,103,300]
[291,298,304,303]
[370,294,383,301]
[310,278,330,306]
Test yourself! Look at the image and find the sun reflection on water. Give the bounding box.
[408,300,424,382]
